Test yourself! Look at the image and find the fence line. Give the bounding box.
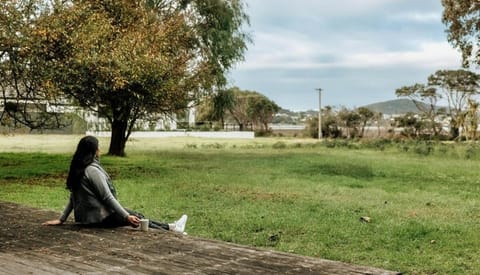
[87,131,255,139]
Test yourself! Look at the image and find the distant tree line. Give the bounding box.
[395,69,480,141]
[303,106,384,139]
[195,87,280,135]
[300,68,480,141]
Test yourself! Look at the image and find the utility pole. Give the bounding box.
[315,88,322,139]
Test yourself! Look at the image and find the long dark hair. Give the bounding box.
[66,136,99,191]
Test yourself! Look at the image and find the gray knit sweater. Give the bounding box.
[59,160,129,224]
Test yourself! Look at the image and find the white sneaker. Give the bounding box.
[173,214,188,234]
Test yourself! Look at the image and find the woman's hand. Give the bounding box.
[127,215,140,228]
[42,219,63,226]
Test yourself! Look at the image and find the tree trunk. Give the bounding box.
[361,121,367,138]
[451,126,460,140]
[263,122,268,131]
[450,119,460,140]
[108,119,128,156]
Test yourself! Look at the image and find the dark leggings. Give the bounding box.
[98,208,169,230]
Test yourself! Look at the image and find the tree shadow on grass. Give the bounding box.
[289,162,376,180]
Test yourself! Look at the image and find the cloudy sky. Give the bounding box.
[228,0,463,111]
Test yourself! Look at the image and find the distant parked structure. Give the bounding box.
[0,93,195,133]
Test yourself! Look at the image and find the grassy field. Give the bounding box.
[1,135,480,274]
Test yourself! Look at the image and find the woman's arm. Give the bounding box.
[42,219,63,225]
[42,195,73,226]
[59,194,73,222]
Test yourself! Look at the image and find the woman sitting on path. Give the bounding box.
[43,135,187,234]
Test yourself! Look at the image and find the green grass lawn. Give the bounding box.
[1,135,480,274]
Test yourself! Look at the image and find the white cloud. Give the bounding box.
[237,0,454,72]
[237,30,461,71]
[239,31,323,70]
[338,41,461,69]
[390,12,441,23]
[247,0,404,18]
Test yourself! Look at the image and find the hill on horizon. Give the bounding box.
[277,98,440,119]
[362,98,427,115]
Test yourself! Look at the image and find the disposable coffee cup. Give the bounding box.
[139,219,149,231]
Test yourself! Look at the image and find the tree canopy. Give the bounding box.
[0,0,66,130]
[1,0,250,155]
[395,83,441,136]
[226,87,279,132]
[395,69,479,139]
[442,0,480,67]
[196,87,279,132]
